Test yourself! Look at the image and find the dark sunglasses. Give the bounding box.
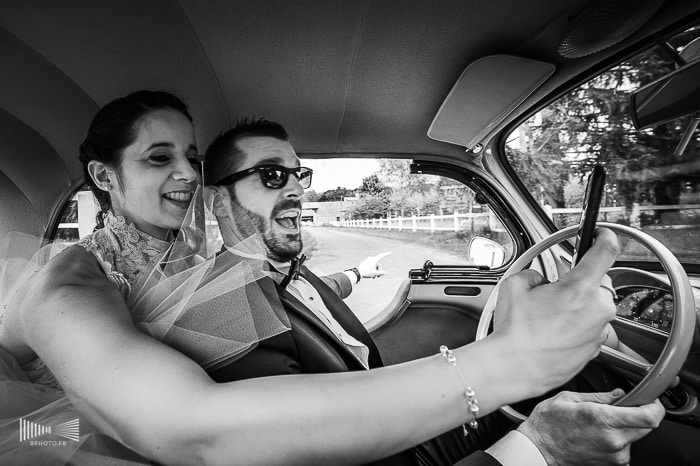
[216,164,313,189]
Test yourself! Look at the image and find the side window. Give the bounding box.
[50,187,98,257]
[301,158,514,322]
[54,187,98,243]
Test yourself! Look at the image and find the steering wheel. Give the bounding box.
[476,222,696,422]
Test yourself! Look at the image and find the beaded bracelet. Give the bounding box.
[440,345,479,436]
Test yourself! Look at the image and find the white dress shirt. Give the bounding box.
[486,430,547,466]
[270,260,370,369]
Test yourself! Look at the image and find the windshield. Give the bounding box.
[505,25,700,265]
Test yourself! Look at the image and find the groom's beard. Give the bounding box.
[234,198,303,263]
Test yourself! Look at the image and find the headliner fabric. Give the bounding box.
[0,109,72,227]
[0,171,44,236]
[0,0,699,237]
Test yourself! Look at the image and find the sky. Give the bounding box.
[302,158,380,193]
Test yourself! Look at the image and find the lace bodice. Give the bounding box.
[76,212,173,298]
[22,212,172,389]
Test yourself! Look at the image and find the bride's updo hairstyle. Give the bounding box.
[78,90,193,228]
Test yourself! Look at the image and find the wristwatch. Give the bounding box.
[345,267,361,284]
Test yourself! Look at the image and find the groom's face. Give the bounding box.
[228,136,304,262]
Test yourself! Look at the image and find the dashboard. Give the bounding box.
[607,267,700,336]
[615,286,674,333]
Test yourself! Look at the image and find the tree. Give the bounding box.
[378,159,436,194]
[376,159,448,215]
[318,187,355,202]
[358,174,390,196]
[348,174,392,219]
[349,195,391,219]
[302,189,320,202]
[59,200,78,223]
[388,189,442,217]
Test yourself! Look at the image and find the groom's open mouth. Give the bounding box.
[163,190,194,208]
[274,210,301,231]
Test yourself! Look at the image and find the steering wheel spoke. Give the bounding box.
[598,345,681,388]
[598,345,652,378]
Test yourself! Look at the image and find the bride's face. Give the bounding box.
[110,109,200,240]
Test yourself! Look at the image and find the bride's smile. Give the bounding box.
[105,109,201,240]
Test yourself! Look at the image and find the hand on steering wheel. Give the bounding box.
[477,223,695,421]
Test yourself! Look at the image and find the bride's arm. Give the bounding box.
[15,231,619,466]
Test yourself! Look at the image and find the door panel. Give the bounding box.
[371,281,497,365]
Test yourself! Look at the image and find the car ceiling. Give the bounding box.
[1,0,699,236]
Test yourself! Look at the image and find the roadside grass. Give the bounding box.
[246,228,471,263]
[323,227,473,257]
[306,224,700,265]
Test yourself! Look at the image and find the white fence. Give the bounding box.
[341,210,503,232]
[340,203,700,233]
[546,204,700,229]
[57,202,700,236]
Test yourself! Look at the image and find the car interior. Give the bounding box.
[1,0,700,464]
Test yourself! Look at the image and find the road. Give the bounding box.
[303,227,466,322]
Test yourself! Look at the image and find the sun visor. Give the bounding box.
[428,55,555,151]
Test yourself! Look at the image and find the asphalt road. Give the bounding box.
[303,227,466,323]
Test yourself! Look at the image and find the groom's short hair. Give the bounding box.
[204,118,289,185]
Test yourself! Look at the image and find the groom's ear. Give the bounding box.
[87,161,114,192]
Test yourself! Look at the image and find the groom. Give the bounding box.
[203,118,662,466]
[204,118,386,380]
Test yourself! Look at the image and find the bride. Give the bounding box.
[0,90,627,465]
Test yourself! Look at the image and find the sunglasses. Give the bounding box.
[216,164,313,189]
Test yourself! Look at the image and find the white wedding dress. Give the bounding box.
[0,187,290,465]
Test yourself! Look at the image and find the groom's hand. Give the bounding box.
[518,390,665,466]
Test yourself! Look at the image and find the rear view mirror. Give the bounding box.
[467,236,505,268]
[630,58,700,130]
